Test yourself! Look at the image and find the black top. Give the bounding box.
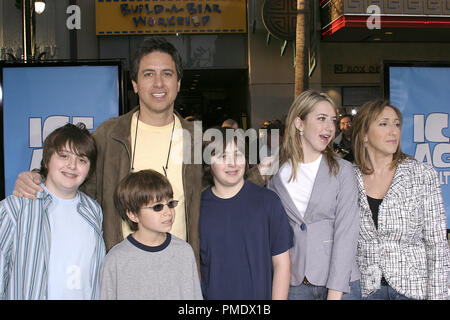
[367,196,383,230]
[367,195,390,285]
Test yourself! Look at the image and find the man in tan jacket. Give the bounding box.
[13,37,266,266]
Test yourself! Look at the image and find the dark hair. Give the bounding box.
[265,119,285,137]
[130,36,183,82]
[202,127,249,186]
[114,169,174,231]
[40,123,97,178]
[339,114,353,124]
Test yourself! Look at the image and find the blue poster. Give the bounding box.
[2,65,120,197]
[389,66,450,228]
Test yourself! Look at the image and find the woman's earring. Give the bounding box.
[299,130,304,136]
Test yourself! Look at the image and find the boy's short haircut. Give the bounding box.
[40,123,97,178]
[114,169,174,231]
[202,127,249,186]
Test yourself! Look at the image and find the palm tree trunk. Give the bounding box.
[295,0,306,97]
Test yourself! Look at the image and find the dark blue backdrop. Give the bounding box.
[388,64,450,228]
[2,64,121,197]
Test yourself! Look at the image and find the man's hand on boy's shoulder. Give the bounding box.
[13,171,43,200]
[247,156,276,185]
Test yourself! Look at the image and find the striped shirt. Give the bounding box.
[0,186,105,300]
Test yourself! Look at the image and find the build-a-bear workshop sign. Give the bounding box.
[96,0,247,35]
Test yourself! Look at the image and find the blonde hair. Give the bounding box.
[352,100,410,175]
[280,90,339,181]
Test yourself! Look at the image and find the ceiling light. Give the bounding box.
[34,0,46,14]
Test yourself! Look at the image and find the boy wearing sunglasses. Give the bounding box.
[100,169,202,299]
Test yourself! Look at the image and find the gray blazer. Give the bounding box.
[268,157,360,293]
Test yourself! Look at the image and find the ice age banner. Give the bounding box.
[1,64,121,197]
[387,64,450,228]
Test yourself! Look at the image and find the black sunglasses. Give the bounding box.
[144,200,179,212]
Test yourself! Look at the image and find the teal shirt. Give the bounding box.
[0,186,105,300]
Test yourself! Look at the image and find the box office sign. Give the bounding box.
[96,0,247,35]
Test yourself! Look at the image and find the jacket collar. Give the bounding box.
[270,171,304,225]
[385,160,408,200]
[354,164,368,208]
[109,106,195,144]
[36,184,54,208]
[109,106,138,146]
[271,156,328,224]
[302,156,328,222]
[77,192,103,237]
[354,159,409,210]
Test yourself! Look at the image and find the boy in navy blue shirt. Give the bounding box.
[200,128,293,300]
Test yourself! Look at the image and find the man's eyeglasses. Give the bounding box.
[144,200,179,212]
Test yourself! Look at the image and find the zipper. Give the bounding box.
[111,135,131,241]
[183,163,189,242]
[111,136,132,169]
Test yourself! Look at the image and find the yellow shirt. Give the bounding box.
[121,111,186,240]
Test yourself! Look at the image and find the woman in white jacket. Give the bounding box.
[352,100,448,300]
